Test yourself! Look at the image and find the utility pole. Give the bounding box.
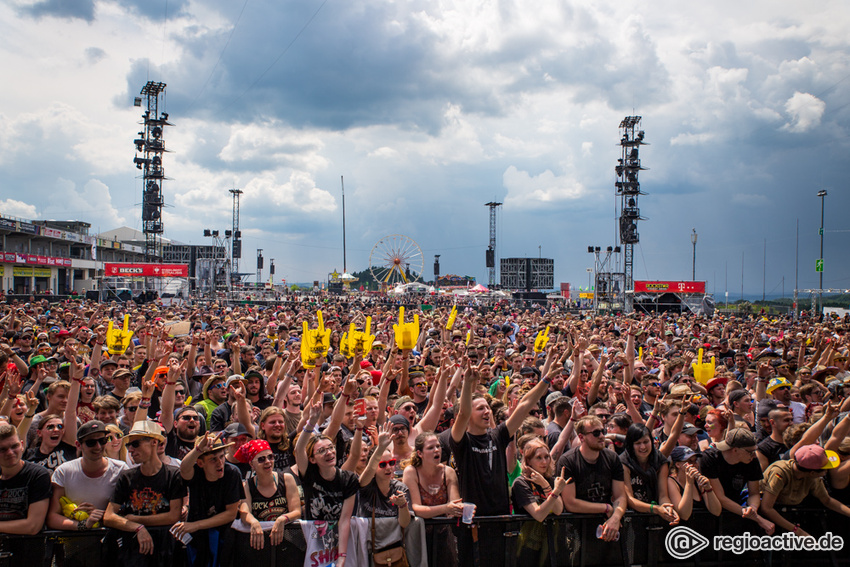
[818,190,827,314]
[691,229,697,281]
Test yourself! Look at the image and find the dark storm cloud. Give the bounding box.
[121,0,671,134]
[20,0,95,21]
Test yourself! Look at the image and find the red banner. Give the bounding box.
[0,253,71,266]
[634,281,706,294]
[104,263,189,277]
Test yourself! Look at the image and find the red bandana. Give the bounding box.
[234,439,271,463]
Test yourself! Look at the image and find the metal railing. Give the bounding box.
[2,507,849,567]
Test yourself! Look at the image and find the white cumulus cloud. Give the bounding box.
[782,91,825,133]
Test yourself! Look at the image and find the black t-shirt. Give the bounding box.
[0,461,52,521]
[556,447,624,504]
[23,441,77,473]
[299,464,359,522]
[269,433,297,472]
[698,447,763,504]
[209,403,235,433]
[356,478,411,518]
[186,462,245,523]
[111,463,186,516]
[511,475,550,515]
[449,421,512,516]
[165,429,196,460]
[757,437,787,467]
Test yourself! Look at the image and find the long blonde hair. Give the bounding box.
[105,424,127,461]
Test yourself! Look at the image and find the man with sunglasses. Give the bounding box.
[47,420,128,531]
[558,415,627,542]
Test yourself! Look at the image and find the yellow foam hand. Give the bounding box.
[348,316,375,356]
[639,346,644,361]
[301,320,316,368]
[691,348,716,385]
[340,326,352,358]
[534,326,550,353]
[446,306,458,331]
[301,311,331,368]
[60,496,99,527]
[393,307,419,350]
[106,315,134,355]
[466,331,471,346]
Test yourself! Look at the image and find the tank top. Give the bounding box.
[416,467,448,508]
[671,477,706,511]
[248,472,290,521]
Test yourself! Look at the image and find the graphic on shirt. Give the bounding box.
[470,438,496,470]
[128,487,165,515]
[309,483,343,521]
[0,487,28,520]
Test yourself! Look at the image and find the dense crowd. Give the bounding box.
[0,295,848,566]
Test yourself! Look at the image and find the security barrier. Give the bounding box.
[1,508,848,567]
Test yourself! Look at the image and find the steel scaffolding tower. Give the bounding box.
[615,116,647,312]
[133,81,170,262]
[230,188,243,278]
[485,201,502,287]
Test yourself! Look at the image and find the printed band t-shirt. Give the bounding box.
[110,463,186,516]
[0,461,52,521]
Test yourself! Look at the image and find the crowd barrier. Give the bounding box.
[1,507,848,567]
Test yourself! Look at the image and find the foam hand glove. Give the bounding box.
[534,326,550,354]
[446,306,457,331]
[692,348,716,385]
[106,315,134,355]
[393,307,419,350]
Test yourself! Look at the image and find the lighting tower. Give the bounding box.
[133,81,170,262]
[485,201,502,287]
[230,188,243,279]
[615,116,647,312]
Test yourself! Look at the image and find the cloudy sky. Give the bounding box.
[1,0,848,296]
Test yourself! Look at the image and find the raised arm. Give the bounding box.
[359,423,391,486]
[414,365,448,436]
[451,359,474,443]
[295,402,322,475]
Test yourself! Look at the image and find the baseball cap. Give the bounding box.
[715,428,757,452]
[222,422,251,439]
[545,391,564,407]
[766,377,792,394]
[795,444,839,470]
[77,420,107,441]
[681,423,704,436]
[670,446,697,462]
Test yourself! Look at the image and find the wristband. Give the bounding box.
[282,514,289,524]
[542,376,552,385]
[25,412,35,418]
[135,524,144,533]
[338,553,347,558]
[649,503,655,514]
[604,503,611,515]
[792,524,799,534]
[139,401,151,409]
[78,519,88,531]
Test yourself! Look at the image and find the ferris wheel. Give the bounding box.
[369,234,424,286]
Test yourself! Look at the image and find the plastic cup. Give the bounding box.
[461,503,476,524]
[596,524,620,541]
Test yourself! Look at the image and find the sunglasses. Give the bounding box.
[126,440,144,449]
[175,390,186,395]
[209,383,226,390]
[45,424,64,431]
[255,455,272,464]
[585,429,605,437]
[180,415,200,421]
[125,406,139,413]
[84,437,109,447]
[106,435,122,442]
[378,459,398,469]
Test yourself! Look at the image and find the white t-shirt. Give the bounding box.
[52,457,129,510]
